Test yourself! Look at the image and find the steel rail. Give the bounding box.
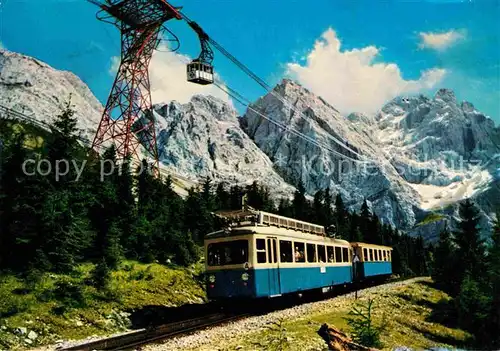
[60,312,250,351]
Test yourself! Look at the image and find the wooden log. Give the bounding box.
[317,324,381,351]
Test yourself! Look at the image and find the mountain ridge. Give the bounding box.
[1,49,498,240]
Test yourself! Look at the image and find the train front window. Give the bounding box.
[256,238,267,263]
[207,240,248,266]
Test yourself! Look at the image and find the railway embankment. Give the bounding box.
[0,261,206,350]
[144,277,471,351]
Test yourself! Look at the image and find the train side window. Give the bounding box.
[280,240,293,263]
[335,247,342,263]
[370,249,374,261]
[374,250,378,261]
[379,250,383,261]
[327,246,334,262]
[342,247,349,262]
[294,242,305,262]
[383,250,387,261]
[306,243,316,263]
[318,245,326,263]
[256,239,266,263]
[256,239,265,250]
[363,248,368,261]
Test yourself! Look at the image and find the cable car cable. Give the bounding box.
[178,11,367,160]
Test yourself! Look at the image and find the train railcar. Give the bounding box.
[204,208,353,300]
[350,242,393,281]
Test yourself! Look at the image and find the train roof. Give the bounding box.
[205,226,351,246]
[350,242,393,250]
[212,207,326,236]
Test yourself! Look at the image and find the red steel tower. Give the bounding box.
[89,0,182,175]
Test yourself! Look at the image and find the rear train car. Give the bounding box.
[350,242,393,281]
[204,208,353,300]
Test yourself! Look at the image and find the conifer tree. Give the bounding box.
[115,155,137,252]
[0,132,47,270]
[334,193,349,238]
[453,199,486,289]
[215,183,230,210]
[313,189,325,225]
[292,181,308,221]
[88,146,122,271]
[359,199,372,241]
[487,213,500,346]
[40,100,92,272]
[348,213,363,242]
[432,224,456,291]
[229,185,242,209]
[278,198,293,218]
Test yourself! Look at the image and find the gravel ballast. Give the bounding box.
[144,277,427,351]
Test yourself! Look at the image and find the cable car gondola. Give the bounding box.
[186,21,214,85]
[187,60,214,85]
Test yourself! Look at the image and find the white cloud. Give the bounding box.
[418,29,466,51]
[109,47,230,105]
[286,28,446,116]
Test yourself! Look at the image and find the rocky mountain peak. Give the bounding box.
[0,49,102,140]
[1,50,498,241]
[434,88,457,103]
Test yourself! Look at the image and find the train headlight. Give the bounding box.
[241,273,249,281]
[208,274,216,283]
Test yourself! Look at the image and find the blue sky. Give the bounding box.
[1,0,499,123]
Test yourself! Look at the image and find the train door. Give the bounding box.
[352,247,364,282]
[266,237,281,297]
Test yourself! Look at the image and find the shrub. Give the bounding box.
[345,298,383,348]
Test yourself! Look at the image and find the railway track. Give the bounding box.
[60,312,251,351]
[57,276,411,351]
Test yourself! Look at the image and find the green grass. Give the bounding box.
[0,261,206,350]
[192,278,470,351]
[416,212,445,227]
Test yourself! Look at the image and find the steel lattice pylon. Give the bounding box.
[90,0,182,176]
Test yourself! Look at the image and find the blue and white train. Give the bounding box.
[204,208,393,300]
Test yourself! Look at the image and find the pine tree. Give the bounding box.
[46,96,81,187]
[453,199,486,289]
[278,198,293,218]
[413,235,428,275]
[215,183,230,210]
[229,185,242,210]
[115,155,137,253]
[432,224,456,291]
[40,100,92,272]
[334,193,349,238]
[487,212,500,346]
[41,189,88,273]
[88,146,122,271]
[313,190,325,225]
[456,274,491,342]
[0,133,48,271]
[359,199,372,241]
[292,181,308,221]
[348,213,363,242]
